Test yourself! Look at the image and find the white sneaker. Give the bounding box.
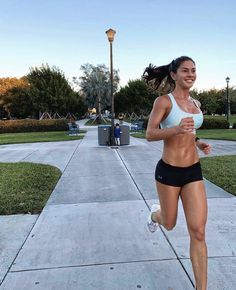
[147,204,160,233]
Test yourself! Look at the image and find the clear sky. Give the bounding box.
[1,0,236,91]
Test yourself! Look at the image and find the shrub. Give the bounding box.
[0,119,68,134]
[233,122,236,129]
[200,118,229,129]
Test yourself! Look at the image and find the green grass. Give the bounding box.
[0,162,61,215]
[130,132,146,138]
[0,131,86,145]
[196,129,236,141]
[201,155,236,196]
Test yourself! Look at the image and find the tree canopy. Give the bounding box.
[192,88,236,115]
[0,65,87,119]
[75,63,120,113]
[0,77,30,118]
[27,64,85,116]
[114,79,157,115]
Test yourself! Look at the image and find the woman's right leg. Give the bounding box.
[152,181,181,230]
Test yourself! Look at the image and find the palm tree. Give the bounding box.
[78,64,119,123]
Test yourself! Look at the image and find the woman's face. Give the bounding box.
[171,60,196,89]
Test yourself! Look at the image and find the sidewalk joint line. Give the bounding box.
[20,149,39,161]
[60,139,83,175]
[158,225,195,288]
[0,215,41,286]
[115,149,150,209]
[9,257,180,273]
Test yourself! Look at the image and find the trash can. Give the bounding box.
[120,125,130,145]
[98,125,111,145]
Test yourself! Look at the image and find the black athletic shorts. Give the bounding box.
[155,159,203,187]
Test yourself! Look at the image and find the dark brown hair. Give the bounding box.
[143,56,195,92]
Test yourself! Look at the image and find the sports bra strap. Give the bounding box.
[190,97,200,109]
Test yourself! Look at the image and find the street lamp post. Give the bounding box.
[106,28,116,146]
[226,77,230,123]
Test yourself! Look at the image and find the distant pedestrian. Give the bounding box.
[143,56,211,290]
[114,123,121,146]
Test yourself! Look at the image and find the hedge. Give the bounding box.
[135,117,230,130]
[0,119,68,134]
[200,118,230,129]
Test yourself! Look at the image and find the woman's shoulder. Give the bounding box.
[153,94,171,108]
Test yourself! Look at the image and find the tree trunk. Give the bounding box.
[97,92,102,124]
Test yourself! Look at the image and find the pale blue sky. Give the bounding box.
[1,0,236,90]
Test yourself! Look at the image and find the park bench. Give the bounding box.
[130,121,144,132]
[68,122,79,135]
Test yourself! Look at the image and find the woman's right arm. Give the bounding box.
[146,96,194,142]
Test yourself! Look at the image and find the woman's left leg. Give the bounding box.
[180,180,208,290]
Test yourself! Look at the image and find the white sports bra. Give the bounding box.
[160,93,203,131]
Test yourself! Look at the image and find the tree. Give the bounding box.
[192,89,224,115]
[2,86,34,118]
[66,92,87,117]
[27,64,85,117]
[199,90,220,114]
[229,87,236,114]
[75,63,120,123]
[114,79,157,115]
[0,77,31,118]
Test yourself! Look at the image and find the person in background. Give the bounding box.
[114,123,121,146]
[143,56,211,290]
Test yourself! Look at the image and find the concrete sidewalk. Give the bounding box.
[0,124,236,289]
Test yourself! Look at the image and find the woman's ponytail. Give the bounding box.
[143,63,174,92]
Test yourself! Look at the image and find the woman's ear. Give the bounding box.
[170,71,176,81]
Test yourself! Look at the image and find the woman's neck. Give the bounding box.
[172,88,190,100]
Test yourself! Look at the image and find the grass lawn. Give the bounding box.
[0,130,86,145]
[0,162,61,215]
[201,155,236,196]
[196,129,236,141]
[130,132,146,138]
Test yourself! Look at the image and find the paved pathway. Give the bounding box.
[0,123,236,289]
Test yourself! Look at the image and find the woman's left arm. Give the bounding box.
[196,139,212,155]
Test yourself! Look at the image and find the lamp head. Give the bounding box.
[226,77,230,83]
[106,29,116,42]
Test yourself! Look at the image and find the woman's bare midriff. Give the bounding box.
[162,133,199,167]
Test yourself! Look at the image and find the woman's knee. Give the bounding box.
[160,212,177,231]
[163,220,176,231]
[189,225,206,242]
